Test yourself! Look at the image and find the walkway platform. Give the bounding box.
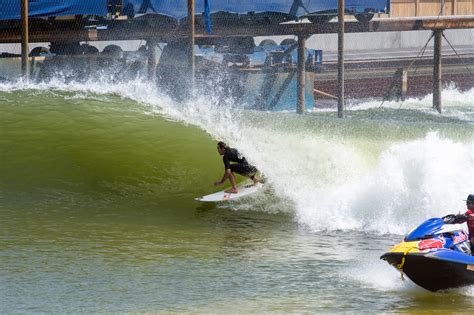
[1,15,474,43]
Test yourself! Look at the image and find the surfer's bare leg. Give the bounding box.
[224,170,238,193]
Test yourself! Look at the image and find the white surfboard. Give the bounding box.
[195,182,264,202]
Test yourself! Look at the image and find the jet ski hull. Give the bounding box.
[381,251,474,292]
[381,215,474,292]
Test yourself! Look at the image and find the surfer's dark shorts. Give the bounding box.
[230,163,257,176]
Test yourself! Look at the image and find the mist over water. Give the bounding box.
[1,75,474,312]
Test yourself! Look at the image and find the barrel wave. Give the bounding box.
[1,80,473,234]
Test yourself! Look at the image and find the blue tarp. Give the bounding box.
[0,0,107,21]
[122,0,389,18]
[123,1,295,19]
[0,0,388,21]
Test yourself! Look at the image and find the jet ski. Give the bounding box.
[381,214,474,292]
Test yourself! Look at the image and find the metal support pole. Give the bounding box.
[337,0,345,118]
[297,35,306,114]
[433,29,443,113]
[21,0,29,81]
[147,39,157,82]
[187,0,195,91]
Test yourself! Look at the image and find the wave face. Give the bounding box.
[1,79,473,234]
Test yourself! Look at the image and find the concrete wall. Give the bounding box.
[255,29,474,52]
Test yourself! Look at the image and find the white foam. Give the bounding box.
[248,131,474,234]
[344,85,474,122]
[456,285,474,297]
[346,257,421,292]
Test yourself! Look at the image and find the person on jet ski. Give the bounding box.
[442,194,474,249]
[464,194,474,249]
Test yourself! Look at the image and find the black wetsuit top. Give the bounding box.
[223,148,257,175]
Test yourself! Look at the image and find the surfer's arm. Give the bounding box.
[214,169,230,185]
[214,174,226,186]
[213,169,237,189]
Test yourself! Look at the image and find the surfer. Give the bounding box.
[213,141,259,194]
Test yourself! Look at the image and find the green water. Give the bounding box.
[1,88,474,313]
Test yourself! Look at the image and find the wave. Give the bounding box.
[1,78,473,234]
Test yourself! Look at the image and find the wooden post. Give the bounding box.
[297,35,306,114]
[401,68,408,101]
[337,0,344,118]
[21,0,29,81]
[433,29,443,113]
[187,0,195,91]
[415,0,420,16]
[452,0,457,15]
[147,39,157,82]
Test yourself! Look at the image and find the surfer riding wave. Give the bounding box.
[213,141,260,194]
